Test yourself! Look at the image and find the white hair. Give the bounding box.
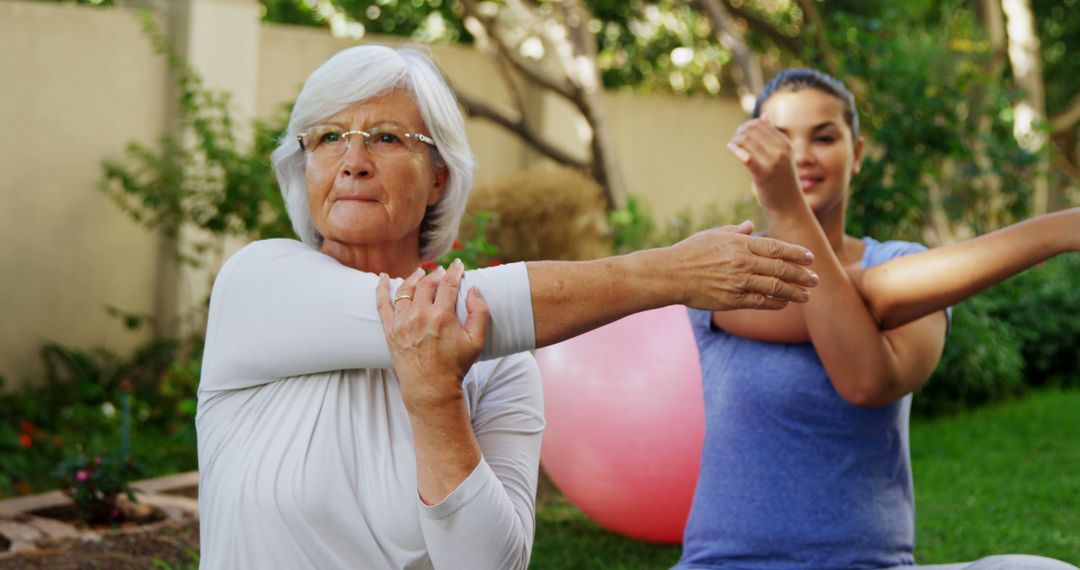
[271,44,474,262]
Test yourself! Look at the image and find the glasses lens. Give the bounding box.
[303,126,346,156]
[364,126,417,156]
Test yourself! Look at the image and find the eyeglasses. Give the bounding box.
[297,124,437,159]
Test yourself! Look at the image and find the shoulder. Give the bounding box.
[213,239,323,290]
[860,236,928,268]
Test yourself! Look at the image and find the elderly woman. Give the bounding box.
[196,45,817,569]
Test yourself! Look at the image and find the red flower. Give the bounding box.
[14,482,30,495]
[120,379,134,392]
[487,261,502,267]
[421,261,438,272]
[52,435,63,446]
[452,240,463,250]
[18,434,32,448]
[19,422,38,435]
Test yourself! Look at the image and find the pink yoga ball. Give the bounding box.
[535,305,705,544]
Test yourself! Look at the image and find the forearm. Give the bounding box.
[407,392,482,506]
[527,250,674,347]
[765,204,906,405]
[859,208,1078,329]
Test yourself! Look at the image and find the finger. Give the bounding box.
[463,286,490,346]
[435,258,464,311]
[745,235,816,265]
[414,265,445,307]
[394,267,425,308]
[743,274,811,303]
[752,253,820,288]
[727,141,751,164]
[375,273,395,328]
[737,292,790,311]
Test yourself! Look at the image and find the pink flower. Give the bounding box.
[76,470,89,482]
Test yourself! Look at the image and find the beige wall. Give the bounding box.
[0,0,750,389]
[0,1,168,389]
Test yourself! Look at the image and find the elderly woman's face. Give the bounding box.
[304,89,447,255]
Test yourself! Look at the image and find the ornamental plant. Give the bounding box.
[52,381,144,525]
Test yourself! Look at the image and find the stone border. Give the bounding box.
[0,470,199,559]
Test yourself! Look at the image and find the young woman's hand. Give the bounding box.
[727,117,804,215]
[376,260,489,414]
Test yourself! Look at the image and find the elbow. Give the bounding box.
[836,378,899,408]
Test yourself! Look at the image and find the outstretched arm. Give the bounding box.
[200,229,817,391]
[714,208,1079,345]
[853,208,1079,329]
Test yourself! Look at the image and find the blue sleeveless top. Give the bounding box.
[676,237,943,570]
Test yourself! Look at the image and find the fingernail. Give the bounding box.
[414,267,425,276]
[808,271,819,285]
[804,251,815,262]
[800,291,811,302]
[453,258,464,269]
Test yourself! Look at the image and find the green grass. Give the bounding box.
[530,389,1080,568]
[910,389,1080,564]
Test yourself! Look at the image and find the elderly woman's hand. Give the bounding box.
[663,221,818,311]
[376,260,490,413]
[727,117,804,215]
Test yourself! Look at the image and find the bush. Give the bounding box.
[467,166,610,261]
[981,255,1080,388]
[915,253,1080,415]
[915,294,1026,416]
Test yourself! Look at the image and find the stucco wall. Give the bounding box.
[0,0,753,388]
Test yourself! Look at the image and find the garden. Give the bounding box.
[2,0,1079,567]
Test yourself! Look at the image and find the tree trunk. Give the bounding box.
[1001,0,1050,214]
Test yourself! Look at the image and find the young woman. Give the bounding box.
[675,69,1079,570]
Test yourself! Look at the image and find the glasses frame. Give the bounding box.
[297,126,437,157]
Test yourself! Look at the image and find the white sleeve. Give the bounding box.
[418,353,544,570]
[199,239,536,392]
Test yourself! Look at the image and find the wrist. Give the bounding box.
[403,379,468,417]
[622,248,684,306]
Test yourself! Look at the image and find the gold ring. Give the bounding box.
[393,294,413,305]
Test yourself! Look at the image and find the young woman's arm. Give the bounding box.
[853,208,1078,329]
[729,118,946,407]
[713,209,1078,345]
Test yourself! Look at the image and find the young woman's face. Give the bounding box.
[759,88,863,220]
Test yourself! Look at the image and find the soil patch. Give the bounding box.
[0,519,199,569]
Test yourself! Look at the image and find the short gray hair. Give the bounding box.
[271,44,474,261]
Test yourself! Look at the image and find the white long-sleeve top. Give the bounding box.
[196,239,544,570]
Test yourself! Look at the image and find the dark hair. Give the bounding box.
[752,69,860,140]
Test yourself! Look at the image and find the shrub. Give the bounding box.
[53,452,143,525]
[915,294,1026,416]
[467,166,610,261]
[981,255,1080,388]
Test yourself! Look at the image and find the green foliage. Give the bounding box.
[916,254,1080,415]
[53,452,143,525]
[608,195,759,254]
[916,294,1026,416]
[431,211,501,270]
[980,254,1080,388]
[0,314,201,498]
[260,0,470,43]
[825,5,1037,240]
[101,14,294,267]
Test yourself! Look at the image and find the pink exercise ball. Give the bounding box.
[535,305,705,544]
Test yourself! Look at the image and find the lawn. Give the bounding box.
[529,388,1080,568]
